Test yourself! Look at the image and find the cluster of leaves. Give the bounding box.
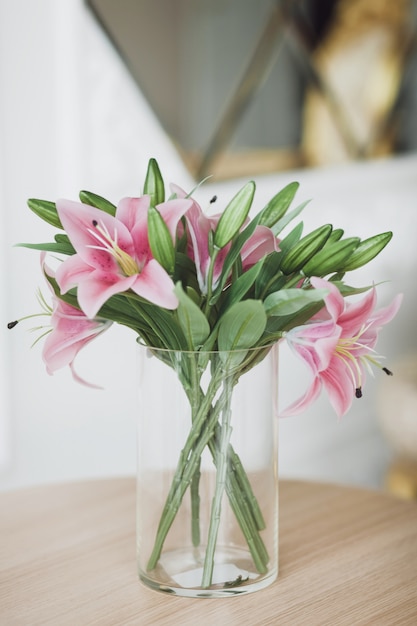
[23,159,392,359]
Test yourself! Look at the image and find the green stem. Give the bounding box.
[190,458,201,547]
[203,247,220,317]
[229,446,265,531]
[202,376,234,587]
[186,382,269,573]
[189,356,202,548]
[146,358,270,581]
[223,467,269,572]
[207,430,269,572]
[146,373,225,571]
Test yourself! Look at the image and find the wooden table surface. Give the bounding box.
[1,478,416,625]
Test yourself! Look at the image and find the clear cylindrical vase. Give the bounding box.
[136,344,279,598]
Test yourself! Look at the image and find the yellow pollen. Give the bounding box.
[88,221,140,277]
[113,246,140,276]
[334,324,380,391]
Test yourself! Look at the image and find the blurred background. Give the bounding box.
[1,0,416,494]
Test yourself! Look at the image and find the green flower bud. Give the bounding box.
[144,158,165,206]
[79,190,116,216]
[214,182,255,249]
[27,199,62,229]
[258,182,299,229]
[147,205,175,274]
[342,232,393,271]
[303,238,360,277]
[280,224,332,274]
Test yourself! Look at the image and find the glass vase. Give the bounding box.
[136,343,279,598]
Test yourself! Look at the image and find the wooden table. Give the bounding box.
[1,478,416,625]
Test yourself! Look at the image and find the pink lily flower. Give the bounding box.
[282,277,402,418]
[55,195,191,318]
[171,184,279,294]
[41,258,112,387]
[43,297,112,388]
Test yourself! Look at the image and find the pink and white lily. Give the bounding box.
[171,184,279,294]
[55,195,192,319]
[40,258,112,387]
[282,277,402,417]
[42,297,112,388]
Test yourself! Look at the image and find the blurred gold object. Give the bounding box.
[386,460,417,500]
[303,0,411,166]
[377,354,417,501]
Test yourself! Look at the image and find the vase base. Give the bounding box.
[139,546,277,598]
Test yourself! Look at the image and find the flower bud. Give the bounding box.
[144,158,165,206]
[280,224,332,274]
[214,182,255,249]
[342,232,393,271]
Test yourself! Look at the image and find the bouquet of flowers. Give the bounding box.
[10,158,401,590]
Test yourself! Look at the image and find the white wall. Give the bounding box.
[198,155,417,490]
[1,0,415,492]
[0,0,192,491]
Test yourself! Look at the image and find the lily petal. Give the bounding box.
[321,358,357,418]
[131,259,178,309]
[42,295,111,388]
[116,195,149,232]
[280,376,322,417]
[56,199,135,269]
[338,288,377,338]
[77,272,137,319]
[56,254,94,294]
[368,293,403,327]
[310,276,344,321]
[283,278,401,417]
[241,225,279,268]
[156,198,193,240]
[286,320,341,373]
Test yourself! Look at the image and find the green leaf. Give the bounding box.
[147,205,175,273]
[332,281,374,297]
[55,234,75,254]
[79,191,116,216]
[219,258,265,313]
[278,222,304,255]
[280,224,332,274]
[18,232,76,256]
[329,271,346,282]
[184,176,213,199]
[342,232,393,271]
[209,213,260,304]
[121,294,188,349]
[174,283,210,349]
[173,252,199,292]
[16,241,74,255]
[264,288,328,316]
[217,300,266,353]
[254,252,285,299]
[213,181,255,249]
[258,182,299,228]
[143,157,165,206]
[265,300,324,333]
[302,237,360,277]
[271,199,310,236]
[27,199,62,229]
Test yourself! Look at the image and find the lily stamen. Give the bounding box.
[88,220,140,277]
[335,324,394,398]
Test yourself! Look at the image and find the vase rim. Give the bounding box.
[136,340,279,356]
